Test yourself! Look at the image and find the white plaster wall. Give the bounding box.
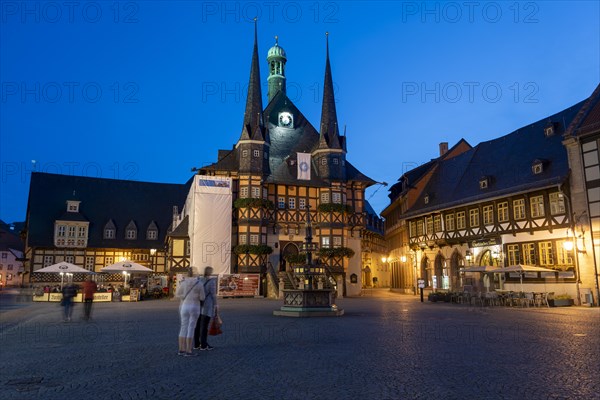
[346,236,362,296]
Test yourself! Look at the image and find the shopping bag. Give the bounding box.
[208,317,222,336]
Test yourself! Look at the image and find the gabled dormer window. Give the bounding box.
[125,220,137,240]
[66,200,80,213]
[104,220,116,239]
[532,159,545,175]
[479,176,489,189]
[544,121,556,137]
[147,221,158,240]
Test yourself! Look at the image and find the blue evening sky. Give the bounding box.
[1,1,599,223]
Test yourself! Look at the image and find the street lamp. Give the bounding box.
[465,250,472,265]
[558,188,584,305]
[150,248,157,272]
[122,271,130,287]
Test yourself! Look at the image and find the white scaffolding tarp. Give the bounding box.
[185,175,232,276]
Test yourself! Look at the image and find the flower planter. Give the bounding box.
[549,299,574,307]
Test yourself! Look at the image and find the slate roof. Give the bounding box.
[402,99,586,218]
[0,221,24,252]
[364,200,384,235]
[27,173,189,248]
[204,90,374,186]
[565,83,600,137]
[387,139,472,204]
[168,215,189,238]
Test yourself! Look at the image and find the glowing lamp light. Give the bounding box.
[465,250,472,261]
[563,240,574,251]
[400,256,407,263]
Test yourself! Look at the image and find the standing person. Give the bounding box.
[82,276,98,321]
[176,268,205,356]
[194,266,217,351]
[61,283,77,322]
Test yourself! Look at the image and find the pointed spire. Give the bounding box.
[241,18,265,141]
[319,32,341,149]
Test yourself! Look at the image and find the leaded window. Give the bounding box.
[507,244,520,266]
[522,243,536,265]
[469,209,479,227]
[483,205,493,225]
[538,242,553,266]
[445,214,455,231]
[497,202,509,222]
[456,212,466,229]
[433,215,442,232]
[549,193,565,215]
[530,195,545,218]
[513,199,526,220]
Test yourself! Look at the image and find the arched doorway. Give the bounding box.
[480,250,492,267]
[479,250,495,291]
[362,266,372,288]
[281,243,299,272]
[450,251,462,290]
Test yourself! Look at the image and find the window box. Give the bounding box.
[233,198,275,209]
[317,203,354,214]
[233,245,273,255]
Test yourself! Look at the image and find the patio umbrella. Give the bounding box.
[36,262,92,274]
[460,265,497,273]
[35,262,93,288]
[490,264,557,292]
[460,266,497,292]
[101,260,153,288]
[100,260,153,273]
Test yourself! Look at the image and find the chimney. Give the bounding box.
[172,206,179,231]
[439,142,449,157]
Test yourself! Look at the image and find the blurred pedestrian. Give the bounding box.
[194,266,217,351]
[176,268,205,356]
[82,276,97,321]
[61,283,77,322]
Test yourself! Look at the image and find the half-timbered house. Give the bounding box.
[24,173,189,286]
[563,83,600,305]
[383,97,595,300]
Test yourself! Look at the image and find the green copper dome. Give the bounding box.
[267,37,286,60]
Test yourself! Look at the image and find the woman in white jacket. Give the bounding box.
[176,269,205,356]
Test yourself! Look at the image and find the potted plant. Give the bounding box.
[549,293,574,307]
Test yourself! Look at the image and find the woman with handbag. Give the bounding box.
[175,268,205,357]
[194,266,217,350]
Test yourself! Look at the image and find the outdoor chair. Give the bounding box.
[472,292,484,307]
[488,292,500,306]
[543,292,554,308]
[524,292,535,307]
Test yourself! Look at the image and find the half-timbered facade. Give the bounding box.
[563,83,600,305]
[361,202,388,289]
[384,98,593,299]
[24,173,188,286]
[197,28,374,296]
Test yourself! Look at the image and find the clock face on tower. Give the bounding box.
[278,112,293,128]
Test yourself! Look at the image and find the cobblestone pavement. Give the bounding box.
[1,289,599,400]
